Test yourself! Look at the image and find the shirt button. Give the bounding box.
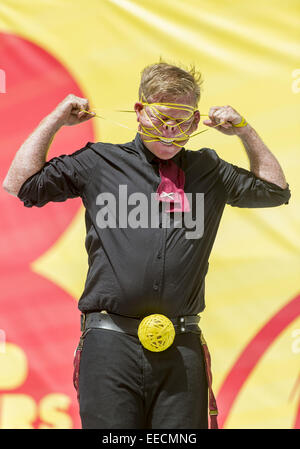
[159,223,163,228]
[153,282,159,291]
[157,252,162,259]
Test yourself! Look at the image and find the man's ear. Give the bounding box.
[192,110,201,131]
[134,102,144,122]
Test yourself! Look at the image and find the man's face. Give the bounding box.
[134,95,200,160]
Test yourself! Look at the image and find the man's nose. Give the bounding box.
[162,120,177,133]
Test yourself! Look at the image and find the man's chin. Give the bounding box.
[146,139,188,159]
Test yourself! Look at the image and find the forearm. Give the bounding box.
[2,113,62,196]
[237,124,288,189]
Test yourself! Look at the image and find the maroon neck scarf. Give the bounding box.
[154,157,191,213]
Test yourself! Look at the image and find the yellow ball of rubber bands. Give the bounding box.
[138,314,175,352]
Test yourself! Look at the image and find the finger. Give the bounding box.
[213,108,227,119]
[77,110,87,119]
[208,106,221,121]
[203,119,214,126]
[214,109,225,117]
[214,110,233,125]
[79,110,95,120]
[74,99,89,113]
[210,108,229,126]
[81,101,89,113]
[84,111,96,119]
[208,106,221,114]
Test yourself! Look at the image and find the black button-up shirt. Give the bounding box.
[17,133,291,318]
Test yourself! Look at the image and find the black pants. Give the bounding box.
[76,328,208,429]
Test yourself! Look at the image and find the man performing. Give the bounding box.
[3,61,291,429]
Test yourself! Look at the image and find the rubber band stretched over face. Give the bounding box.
[80,95,231,148]
[140,106,195,142]
[138,91,198,145]
[138,94,228,147]
[147,104,195,129]
[81,107,227,148]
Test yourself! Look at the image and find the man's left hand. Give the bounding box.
[203,105,249,136]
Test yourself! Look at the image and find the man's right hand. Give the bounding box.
[2,94,95,196]
[49,94,95,128]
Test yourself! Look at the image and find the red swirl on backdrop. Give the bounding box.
[0,32,94,428]
[217,294,300,429]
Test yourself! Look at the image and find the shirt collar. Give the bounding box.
[134,132,184,165]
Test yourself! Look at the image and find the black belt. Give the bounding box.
[81,311,201,336]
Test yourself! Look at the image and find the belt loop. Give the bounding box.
[80,313,86,332]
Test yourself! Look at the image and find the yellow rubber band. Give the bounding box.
[233,117,247,127]
[81,92,233,148]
